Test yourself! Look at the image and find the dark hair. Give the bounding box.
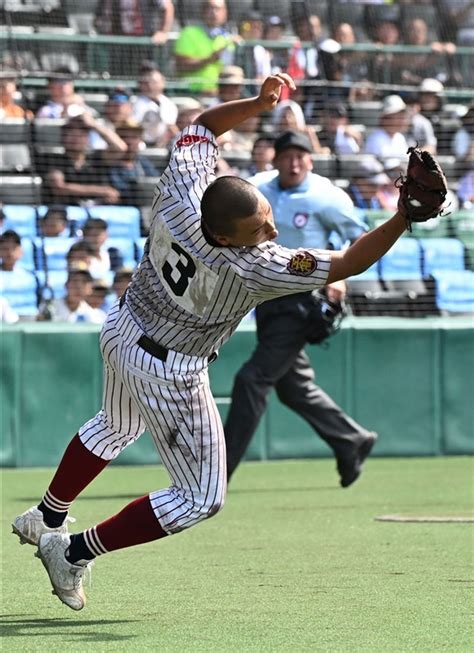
[252,135,275,150]
[201,176,260,237]
[83,217,108,232]
[67,240,95,259]
[0,229,21,245]
[44,206,67,221]
[67,269,94,284]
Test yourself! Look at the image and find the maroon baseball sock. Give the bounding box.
[38,434,110,527]
[67,495,167,563]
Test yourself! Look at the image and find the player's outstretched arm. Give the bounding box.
[194,73,296,137]
[326,212,406,284]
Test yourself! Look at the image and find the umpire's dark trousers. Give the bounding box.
[224,294,371,479]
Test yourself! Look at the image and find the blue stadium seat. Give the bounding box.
[87,206,141,240]
[135,237,147,263]
[2,205,37,238]
[34,237,77,272]
[106,238,136,269]
[431,270,474,313]
[36,270,68,301]
[420,238,465,276]
[379,238,422,280]
[18,237,35,272]
[0,268,38,317]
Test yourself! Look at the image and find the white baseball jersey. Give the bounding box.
[78,124,331,537]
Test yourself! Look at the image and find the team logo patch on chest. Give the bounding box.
[287,251,318,276]
[293,212,309,228]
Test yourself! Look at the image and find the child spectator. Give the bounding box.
[88,278,111,312]
[66,241,96,272]
[81,218,124,278]
[39,207,71,238]
[38,267,106,323]
[347,159,391,211]
[239,135,275,179]
[0,230,24,271]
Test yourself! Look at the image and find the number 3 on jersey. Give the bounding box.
[162,242,197,297]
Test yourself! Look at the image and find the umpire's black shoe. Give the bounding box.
[337,432,378,488]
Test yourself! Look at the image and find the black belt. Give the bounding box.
[118,290,217,364]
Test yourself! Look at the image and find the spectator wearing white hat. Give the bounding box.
[364,95,410,160]
[405,93,438,155]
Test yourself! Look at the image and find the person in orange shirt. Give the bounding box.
[0,70,33,120]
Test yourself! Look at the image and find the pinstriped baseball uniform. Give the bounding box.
[78,124,331,536]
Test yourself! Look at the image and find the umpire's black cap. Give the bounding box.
[274,131,313,156]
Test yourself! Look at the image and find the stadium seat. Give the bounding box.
[0,268,38,317]
[364,3,400,33]
[348,102,383,129]
[408,217,451,240]
[450,210,474,269]
[36,270,68,301]
[329,2,366,32]
[430,270,474,313]
[379,238,423,280]
[135,237,147,263]
[67,12,96,34]
[311,154,337,179]
[34,237,77,272]
[33,119,66,147]
[2,205,37,238]
[0,176,42,204]
[18,237,36,272]
[0,119,30,144]
[337,154,382,182]
[0,144,31,173]
[87,206,141,240]
[37,205,89,237]
[106,238,136,269]
[420,238,466,276]
[364,209,391,232]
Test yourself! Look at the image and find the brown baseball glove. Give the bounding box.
[397,147,448,232]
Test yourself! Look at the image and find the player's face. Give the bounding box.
[274,147,313,189]
[215,196,278,247]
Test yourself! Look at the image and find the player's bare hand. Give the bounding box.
[257,74,296,111]
[326,280,347,303]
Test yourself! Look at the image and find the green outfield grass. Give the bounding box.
[1,457,473,652]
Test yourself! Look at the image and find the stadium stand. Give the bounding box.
[2,206,37,238]
[0,268,38,317]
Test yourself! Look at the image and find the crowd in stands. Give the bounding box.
[1,0,473,322]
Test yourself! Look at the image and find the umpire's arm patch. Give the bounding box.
[287,251,318,276]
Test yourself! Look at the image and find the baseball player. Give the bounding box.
[11,74,416,611]
[224,130,376,487]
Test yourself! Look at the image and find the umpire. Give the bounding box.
[224,130,377,486]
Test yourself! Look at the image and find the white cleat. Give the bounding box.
[36,532,91,611]
[12,506,75,546]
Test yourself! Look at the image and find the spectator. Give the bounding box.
[36,70,94,120]
[131,62,178,147]
[239,135,275,179]
[405,94,438,155]
[364,95,410,160]
[38,268,106,324]
[174,0,239,95]
[271,100,328,154]
[331,23,371,100]
[66,240,96,272]
[213,67,257,153]
[392,18,455,86]
[81,218,124,278]
[94,0,175,75]
[458,168,474,207]
[370,19,400,84]
[347,159,391,211]
[0,296,19,324]
[259,15,289,77]
[91,87,134,150]
[238,10,265,84]
[95,0,174,45]
[107,119,159,206]
[88,278,112,312]
[175,100,203,132]
[43,115,124,206]
[0,69,33,120]
[317,104,363,155]
[39,207,71,238]
[435,0,474,45]
[0,230,24,271]
[104,266,135,310]
[453,103,474,164]
[379,158,407,212]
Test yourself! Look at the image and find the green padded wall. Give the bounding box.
[1,318,473,467]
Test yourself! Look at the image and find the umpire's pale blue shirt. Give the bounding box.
[248,170,367,250]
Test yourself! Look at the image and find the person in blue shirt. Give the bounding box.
[224,130,377,487]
